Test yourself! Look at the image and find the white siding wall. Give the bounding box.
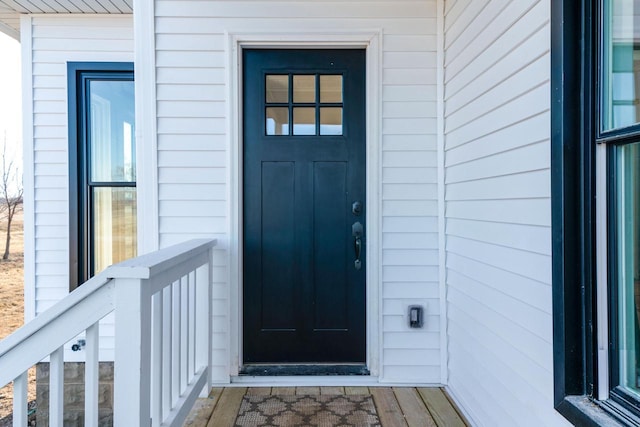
[153,0,440,383]
[443,1,569,425]
[26,15,133,320]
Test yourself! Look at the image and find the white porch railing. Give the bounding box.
[0,238,216,427]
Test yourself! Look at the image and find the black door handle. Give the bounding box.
[352,221,363,270]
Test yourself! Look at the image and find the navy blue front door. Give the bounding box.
[243,49,366,363]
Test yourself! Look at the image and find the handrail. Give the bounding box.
[0,238,217,427]
[107,239,216,279]
[0,274,113,387]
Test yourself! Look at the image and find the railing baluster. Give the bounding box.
[162,285,172,419]
[180,276,188,393]
[151,291,163,427]
[185,273,191,381]
[50,346,64,426]
[12,372,27,427]
[85,323,100,427]
[171,280,180,405]
[190,271,196,380]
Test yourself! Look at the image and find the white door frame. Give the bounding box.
[226,30,383,380]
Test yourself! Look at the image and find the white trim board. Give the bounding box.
[226,30,383,380]
[21,15,35,322]
[134,0,159,254]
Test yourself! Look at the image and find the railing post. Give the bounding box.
[114,277,152,427]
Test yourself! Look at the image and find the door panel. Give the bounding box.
[260,161,296,330]
[313,162,348,331]
[243,49,366,364]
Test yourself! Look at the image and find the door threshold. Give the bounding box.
[239,364,370,376]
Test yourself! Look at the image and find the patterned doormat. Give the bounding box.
[234,394,382,427]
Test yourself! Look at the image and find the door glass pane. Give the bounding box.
[320,75,342,103]
[293,107,315,135]
[293,75,315,103]
[89,80,136,182]
[602,0,640,131]
[266,107,289,135]
[320,107,342,135]
[617,141,640,396]
[266,75,288,103]
[92,187,137,275]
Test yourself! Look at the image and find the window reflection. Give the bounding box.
[603,0,640,130]
[266,107,289,135]
[266,75,288,103]
[93,187,137,274]
[89,80,136,182]
[617,142,640,395]
[293,107,315,135]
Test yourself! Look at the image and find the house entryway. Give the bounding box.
[184,387,469,427]
[242,49,367,366]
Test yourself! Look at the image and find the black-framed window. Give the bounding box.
[553,1,640,424]
[68,62,136,290]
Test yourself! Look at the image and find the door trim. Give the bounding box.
[226,31,383,379]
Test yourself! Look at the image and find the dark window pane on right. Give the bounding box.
[320,107,342,135]
[616,141,640,396]
[602,0,640,131]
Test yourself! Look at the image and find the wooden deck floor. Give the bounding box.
[184,387,469,427]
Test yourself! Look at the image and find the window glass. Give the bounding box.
[320,75,342,103]
[320,107,342,135]
[92,187,137,274]
[266,107,289,135]
[293,107,315,135]
[602,0,640,131]
[293,75,315,103]
[616,142,640,396]
[266,75,288,103]
[89,80,136,182]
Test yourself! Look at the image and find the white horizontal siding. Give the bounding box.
[443,0,569,425]
[155,0,439,383]
[26,14,133,357]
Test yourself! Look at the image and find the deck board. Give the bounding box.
[370,387,408,427]
[189,386,468,427]
[393,387,437,427]
[183,387,222,427]
[417,388,467,427]
[207,387,246,427]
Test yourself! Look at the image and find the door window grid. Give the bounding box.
[265,74,343,136]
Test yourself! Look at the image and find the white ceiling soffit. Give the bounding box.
[0,0,133,40]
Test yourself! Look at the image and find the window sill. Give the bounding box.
[557,396,633,426]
